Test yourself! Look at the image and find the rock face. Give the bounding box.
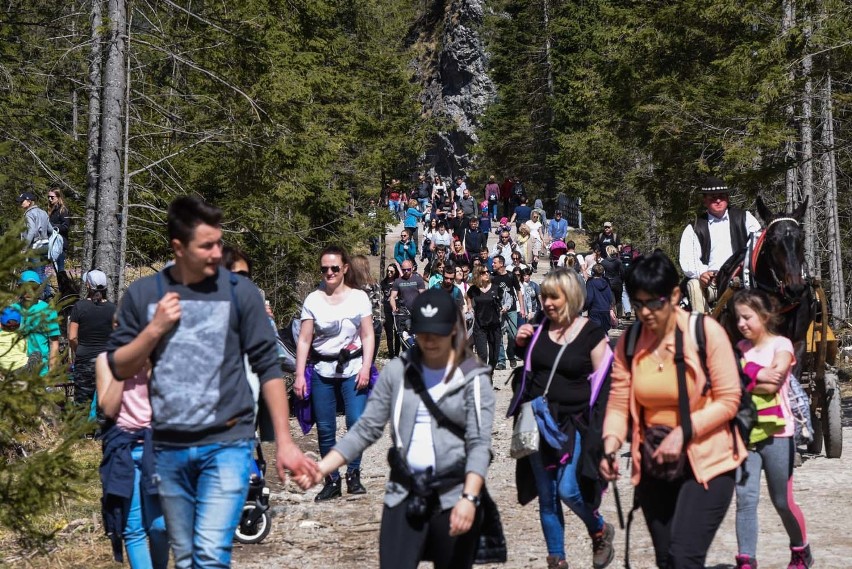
[416,0,495,177]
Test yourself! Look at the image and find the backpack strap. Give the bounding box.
[406,364,465,441]
[674,326,693,444]
[689,313,712,396]
[623,320,643,370]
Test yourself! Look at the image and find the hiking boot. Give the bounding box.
[788,544,813,568]
[495,363,506,370]
[546,555,569,569]
[509,358,518,368]
[314,476,342,502]
[591,522,615,569]
[345,469,366,495]
[736,554,757,569]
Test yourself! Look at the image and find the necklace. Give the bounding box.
[649,348,666,372]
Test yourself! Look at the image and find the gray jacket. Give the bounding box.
[334,350,495,511]
[22,205,50,248]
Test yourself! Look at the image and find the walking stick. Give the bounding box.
[606,452,625,530]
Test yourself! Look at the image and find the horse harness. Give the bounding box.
[740,216,804,312]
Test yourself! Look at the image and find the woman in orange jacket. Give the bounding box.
[599,252,745,569]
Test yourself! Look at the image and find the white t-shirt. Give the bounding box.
[525,220,544,242]
[407,364,452,472]
[301,288,372,378]
[432,230,453,249]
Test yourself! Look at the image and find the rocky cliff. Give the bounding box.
[413,0,495,178]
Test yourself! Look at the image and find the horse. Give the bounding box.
[714,196,813,374]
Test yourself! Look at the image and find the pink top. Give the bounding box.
[737,335,796,438]
[116,365,152,432]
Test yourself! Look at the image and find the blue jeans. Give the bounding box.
[417,197,429,212]
[490,202,498,220]
[126,444,168,569]
[54,250,66,272]
[154,439,253,569]
[529,432,604,558]
[497,310,519,364]
[311,373,368,476]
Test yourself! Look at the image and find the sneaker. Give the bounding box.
[591,522,615,569]
[495,363,506,371]
[788,544,813,568]
[346,469,366,495]
[546,555,569,569]
[314,476,342,502]
[509,358,518,368]
[736,554,757,569]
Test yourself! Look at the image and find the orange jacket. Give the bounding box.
[603,309,745,487]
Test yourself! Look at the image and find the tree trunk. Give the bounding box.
[118,13,132,297]
[94,0,127,299]
[800,18,818,278]
[83,0,103,275]
[821,71,845,322]
[782,0,797,209]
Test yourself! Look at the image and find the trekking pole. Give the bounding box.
[605,452,625,530]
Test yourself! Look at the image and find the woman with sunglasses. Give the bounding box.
[381,264,402,358]
[295,245,375,501]
[47,187,70,272]
[599,252,744,568]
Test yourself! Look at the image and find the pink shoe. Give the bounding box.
[788,544,813,568]
[735,554,757,569]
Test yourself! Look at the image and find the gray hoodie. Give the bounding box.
[334,350,495,511]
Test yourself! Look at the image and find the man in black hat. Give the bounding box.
[17,191,53,298]
[678,176,761,313]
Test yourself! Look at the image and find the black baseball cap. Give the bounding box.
[410,289,458,335]
[16,191,36,204]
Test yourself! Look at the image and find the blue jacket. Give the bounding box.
[100,424,155,562]
[584,277,613,313]
[403,207,425,228]
[394,240,418,264]
[548,218,568,241]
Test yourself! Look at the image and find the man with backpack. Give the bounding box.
[593,221,620,252]
[679,176,761,314]
[105,196,317,567]
[415,174,432,213]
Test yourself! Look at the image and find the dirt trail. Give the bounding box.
[233,220,852,568]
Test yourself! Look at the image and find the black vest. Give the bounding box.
[693,207,748,265]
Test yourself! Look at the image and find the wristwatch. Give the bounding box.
[460,493,481,507]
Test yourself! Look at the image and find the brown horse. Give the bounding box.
[715,196,813,373]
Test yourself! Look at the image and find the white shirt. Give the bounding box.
[679,209,762,278]
[407,364,452,472]
[432,230,452,249]
[301,289,372,378]
[525,220,544,243]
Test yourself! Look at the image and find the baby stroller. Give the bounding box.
[393,306,416,352]
[549,240,568,269]
[234,440,272,544]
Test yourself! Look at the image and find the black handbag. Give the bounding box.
[640,327,693,482]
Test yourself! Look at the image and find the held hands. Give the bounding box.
[151,292,181,336]
[276,442,319,490]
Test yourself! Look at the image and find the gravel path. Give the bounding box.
[232,220,852,568]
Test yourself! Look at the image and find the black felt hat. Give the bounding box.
[698,176,730,194]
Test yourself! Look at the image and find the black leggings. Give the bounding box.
[637,468,735,568]
[472,323,500,368]
[383,308,399,357]
[379,496,482,569]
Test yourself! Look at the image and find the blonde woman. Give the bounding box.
[513,269,615,569]
[516,223,531,264]
[525,211,545,273]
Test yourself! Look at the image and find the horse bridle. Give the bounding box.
[753,216,804,304]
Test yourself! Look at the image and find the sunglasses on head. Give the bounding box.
[320,265,341,274]
[631,296,669,311]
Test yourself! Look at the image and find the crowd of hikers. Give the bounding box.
[3,176,815,569]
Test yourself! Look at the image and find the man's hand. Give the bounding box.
[276,441,318,489]
[150,292,181,336]
[699,271,717,287]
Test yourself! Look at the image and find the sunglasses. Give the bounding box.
[48,195,57,199]
[706,194,729,202]
[402,268,412,273]
[631,296,669,312]
[233,270,250,277]
[320,265,341,274]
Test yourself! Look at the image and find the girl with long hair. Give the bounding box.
[47,187,70,271]
[381,264,402,358]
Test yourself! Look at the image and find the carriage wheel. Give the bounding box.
[822,372,843,459]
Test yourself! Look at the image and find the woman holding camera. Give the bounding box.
[599,252,744,568]
[294,245,375,501]
[306,289,495,569]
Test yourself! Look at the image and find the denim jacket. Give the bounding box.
[333,349,494,511]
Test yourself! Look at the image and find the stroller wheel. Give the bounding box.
[234,504,272,544]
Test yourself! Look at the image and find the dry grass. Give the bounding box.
[0,440,115,569]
